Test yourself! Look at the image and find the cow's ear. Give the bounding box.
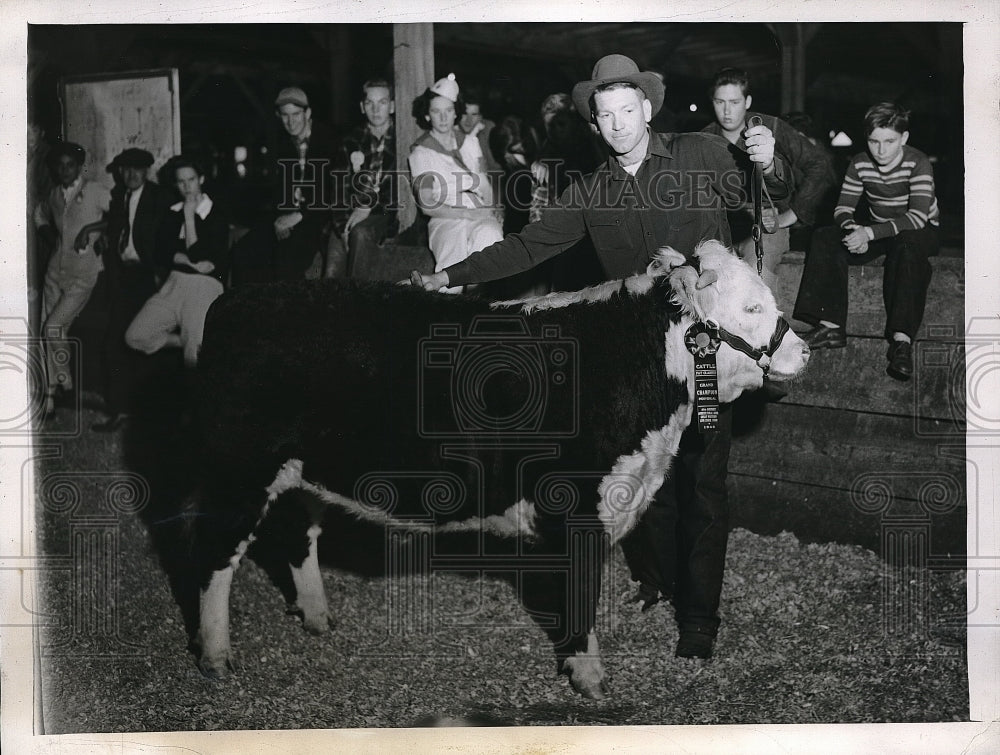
[669,266,709,321]
[649,246,687,275]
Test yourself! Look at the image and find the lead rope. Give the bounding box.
[747,115,777,279]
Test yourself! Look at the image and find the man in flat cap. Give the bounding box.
[233,86,339,283]
[92,147,173,432]
[413,54,791,660]
[34,141,112,417]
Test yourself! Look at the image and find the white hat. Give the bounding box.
[429,73,459,102]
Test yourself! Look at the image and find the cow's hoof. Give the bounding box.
[301,611,330,635]
[198,654,236,679]
[571,675,608,700]
[563,655,607,700]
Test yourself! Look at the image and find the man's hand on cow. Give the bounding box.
[402,270,450,291]
[743,123,776,174]
[530,160,548,186]
[842,226,873,254]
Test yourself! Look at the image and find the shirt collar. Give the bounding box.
[170,193,214,219]
[61,176,83,200]
[604,129,672,179]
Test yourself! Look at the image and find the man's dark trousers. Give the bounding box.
[102,259,158,416]
[794,225,938,339]
[621,403,733,636]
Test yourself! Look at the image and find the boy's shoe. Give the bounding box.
[887,341,913,381]
[801,325,847,350]
[675,628,715,659]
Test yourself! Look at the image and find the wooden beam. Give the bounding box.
[327,25,352,128]
[393,23,434,234]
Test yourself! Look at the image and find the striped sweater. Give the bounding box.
[834,144,939,240]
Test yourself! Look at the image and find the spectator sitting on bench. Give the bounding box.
[331,78,399,278]
[126,156,229,368]
[793,102,939,381]
[408,73,503,293]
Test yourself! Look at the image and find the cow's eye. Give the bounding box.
[744,303,763,314]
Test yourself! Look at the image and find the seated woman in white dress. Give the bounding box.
[408,74,503,293]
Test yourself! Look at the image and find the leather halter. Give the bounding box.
[713,317,790,378]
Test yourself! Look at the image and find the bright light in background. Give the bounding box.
[829,130,836,139]
[260,146,268,155]
[236,163,247,178]
[689,103,698,112]
[831,131,853,147]
[234,146,248,163]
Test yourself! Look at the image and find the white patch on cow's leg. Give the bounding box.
[197,565,236,678]
[597,404,693,543]
[291,524,329,635]
[563,632,607,699]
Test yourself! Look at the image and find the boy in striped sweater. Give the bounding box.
[793,102,939,380]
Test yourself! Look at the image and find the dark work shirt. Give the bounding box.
[703,112,834,226]
[446,130,789,287]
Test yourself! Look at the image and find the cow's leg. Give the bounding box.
[255,485,331,634]
[196,544,248,678]
[520,519,608,699]
[197,564,235,677]
[563,631,605,699]
[289,523,329,634]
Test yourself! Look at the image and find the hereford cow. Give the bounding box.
[189,240,809,699]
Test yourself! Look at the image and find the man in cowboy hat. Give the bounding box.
[412,53,791,660]
[92,147,172,432]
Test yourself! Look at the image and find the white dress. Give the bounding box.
[408,129,504,284]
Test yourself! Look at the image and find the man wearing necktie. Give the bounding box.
[93,148,171,432]
[232,87,339,284]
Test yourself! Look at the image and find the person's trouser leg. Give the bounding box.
[126,275,182,356]
[344,212,391,278]
[881,226,938,340]
[792,225,852,328]
[177,275,225,367]
[41,271,96,394]
[103,264,157,415]
[673,402,733,637]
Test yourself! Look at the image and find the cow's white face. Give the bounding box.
[661,241,810,402]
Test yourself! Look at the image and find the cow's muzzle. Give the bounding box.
[711,317,791,378]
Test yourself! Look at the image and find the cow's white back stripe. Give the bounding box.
[262,464,539,540]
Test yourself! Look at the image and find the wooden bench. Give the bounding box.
[729,252,966,558]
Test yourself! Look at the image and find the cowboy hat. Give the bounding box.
[571,54,664,120]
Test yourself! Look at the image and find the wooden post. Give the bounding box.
[328,25,352,129]
[772,23,811,115]
[393,23,434,234]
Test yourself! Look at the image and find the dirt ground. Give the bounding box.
[34,404,967,733]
